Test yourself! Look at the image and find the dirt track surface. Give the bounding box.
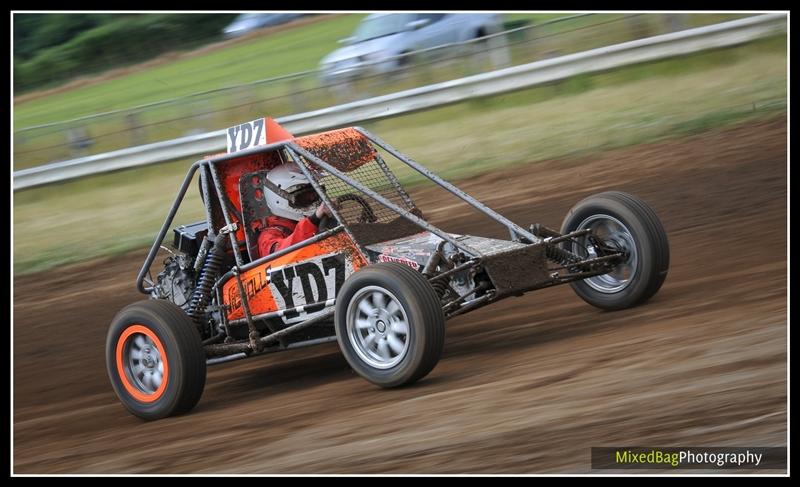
[13,119,787,473]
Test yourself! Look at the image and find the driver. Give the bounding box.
[258,163,332,258]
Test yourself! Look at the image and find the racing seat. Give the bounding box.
[239,169,277,262]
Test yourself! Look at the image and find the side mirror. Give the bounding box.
[405,18,430,30]
[338,37,355,45]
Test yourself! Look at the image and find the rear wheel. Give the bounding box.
[106,300,206,420]
[560,191,669,310]
[335,263,445,388]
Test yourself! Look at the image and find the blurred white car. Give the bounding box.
[319,13,504,84]
[223,13,308,38]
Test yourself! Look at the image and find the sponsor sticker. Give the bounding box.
[378,254,420,270]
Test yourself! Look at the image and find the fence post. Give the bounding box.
[67,125,94,157]
[125,112,146,146]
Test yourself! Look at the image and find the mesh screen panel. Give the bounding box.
[292,129,424,245]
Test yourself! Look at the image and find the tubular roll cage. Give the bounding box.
[136,127,623,360]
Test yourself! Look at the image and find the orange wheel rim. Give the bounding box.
[115,324,169,403]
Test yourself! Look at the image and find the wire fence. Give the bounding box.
[13,13,750,170]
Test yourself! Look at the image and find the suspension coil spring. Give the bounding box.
[431,279,450,300]
[545,244,583,267]
[188,237,226,327]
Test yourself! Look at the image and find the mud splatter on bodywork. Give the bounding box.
[295,128,377,173]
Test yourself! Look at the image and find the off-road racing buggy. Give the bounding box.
[106,118,669,420]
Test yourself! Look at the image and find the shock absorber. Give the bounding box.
[431,279,450,300]
[545,244,583,267]
[188,235,227,327]
[531,224,585,266]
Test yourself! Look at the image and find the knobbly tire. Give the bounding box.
[560,191,670,310]
[335,263,445,388]
[106,300,206,420]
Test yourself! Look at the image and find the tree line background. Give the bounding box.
[14,13,237,93]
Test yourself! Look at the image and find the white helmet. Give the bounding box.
[263,164,321,221]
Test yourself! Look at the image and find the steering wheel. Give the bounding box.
[325,193,378,227]
[318,214,337,232]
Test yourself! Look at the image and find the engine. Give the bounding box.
[152,252,195,310]
[151,221,210,308]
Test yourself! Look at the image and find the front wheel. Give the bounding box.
[335,263,445,388]
[560,191,670,310]
[106,300,206,420]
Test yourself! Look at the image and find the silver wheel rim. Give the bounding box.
[572,214,638,294]
[346,286,410,369]
[123,333,165,394]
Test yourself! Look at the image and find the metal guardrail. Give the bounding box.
[13,13,786,191]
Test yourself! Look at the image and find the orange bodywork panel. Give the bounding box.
[294,127,377,172]
[222,232,367,323]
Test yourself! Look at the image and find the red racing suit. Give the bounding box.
[257,214,321,258]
